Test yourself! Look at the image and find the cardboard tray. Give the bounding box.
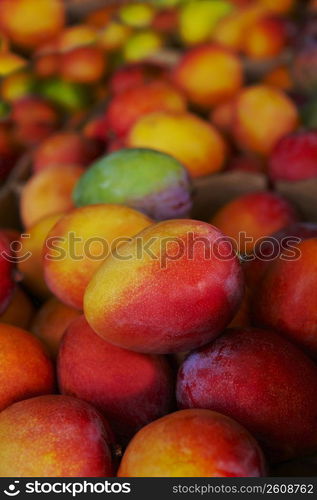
[275,178,317,223]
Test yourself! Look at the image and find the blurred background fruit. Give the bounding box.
[127,112,227,178]
[173,44,244,108]
[0,0,65,50]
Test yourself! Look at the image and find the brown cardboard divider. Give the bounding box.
[192,171,268,222]
[275,179,317,223]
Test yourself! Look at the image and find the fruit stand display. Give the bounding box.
[0,0,317,479]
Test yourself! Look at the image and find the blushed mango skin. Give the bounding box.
[106,81,187,138]
[33,132,100,172]
[0,0,65,49]
[1,229,20,246]
[127,112,227,178]
[31,297,81,358]
[177,328,317,463]
[57,24,97,51]
[212,5,266,51]
[244,222,317,289]
[60,46,107,84]
[109,63,168,95]
[211,192,299,254]
[118,409,266,477]
[244,17,287,60]
[34,52,60,78]
[152,8,178,34]
[253,239,317,357]
[20,165,83,228]
[0,323,54,412]
[17,213,63,298]
[259,0,294,13]
[84,219,244,354]
[233,85,298,155]
[269,131,317,182]
[210,97,236,133]
[264,65,293,91]
[12,97,60,147]
[58,316,174,441]
[0,395,113,477]
[86,7,115,29]
[173,44,244,108]
[43,204,152,310]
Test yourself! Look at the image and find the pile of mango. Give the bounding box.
[0,0,317,478]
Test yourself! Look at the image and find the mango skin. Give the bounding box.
[177,327,317,463]
[20,165,83,228]
[127,112,227,178]
[0,323,55,412]
[11,96,60,147]
[211,192,299,254]
[0,0,65,49]
[244,17,287,60]
[0,395,114,477]
[269,131,317,182]
[179,1,233,46]
[0,52,26,76]
[84,219,244,354]
[173,44,244,108]
[233,85,299,155]
[31,297,81,358]
[73,148,192,220]
[244,222,317,289]
[43,204,152,310]
[105,81,187,138]
[33,132,100,172]
[123,30,163,63]
[58,316,174,442]
[60,46,107,84]
[253,238,317,358]
[17,213,63,298]
[118,409,266,477]
[119,3,155,28]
